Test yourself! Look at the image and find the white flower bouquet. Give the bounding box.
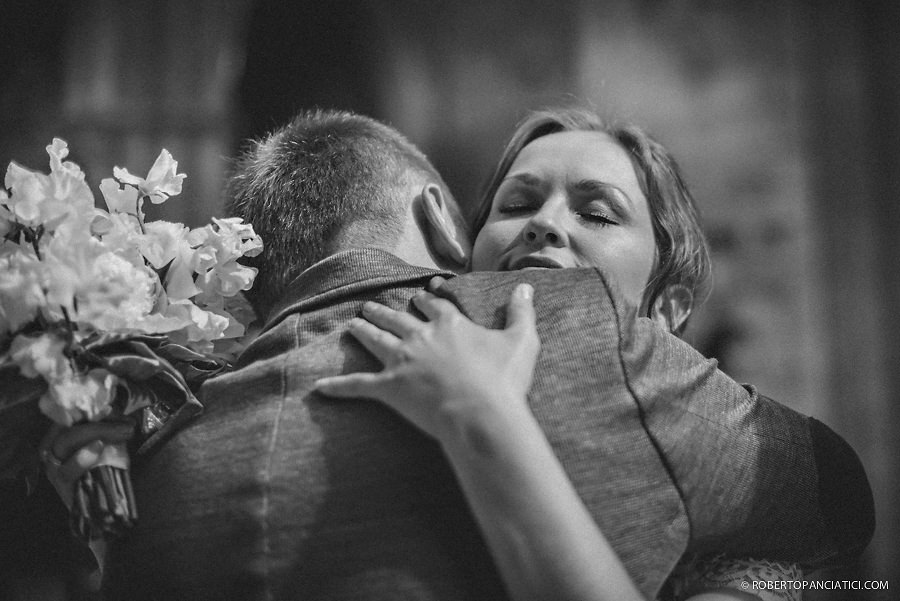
[0,139,262,540]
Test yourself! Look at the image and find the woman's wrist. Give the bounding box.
[434,393,536,461]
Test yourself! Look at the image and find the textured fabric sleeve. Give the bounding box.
[616,298,874,569]
[438,267,873,580]
[807,416,875,563]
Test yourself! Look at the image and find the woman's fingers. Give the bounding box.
[412,292,460,321]
[348,318,406,364]
[504,284,536,335]
[41,436,106,510]
[361,302,424,337]
[426,276,449,293]
[58,440,106,482]
[39,423,136,510]
[43,421,134,465]
[315,372,389,400]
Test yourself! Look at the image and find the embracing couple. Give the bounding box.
[50,107,873,600]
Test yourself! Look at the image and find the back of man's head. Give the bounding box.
[228,109,460,319]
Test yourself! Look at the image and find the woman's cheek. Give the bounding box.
[471,227,507,271]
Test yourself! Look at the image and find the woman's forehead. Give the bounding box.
[510,131,645,200]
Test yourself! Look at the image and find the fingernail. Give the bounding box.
[88,440,104,453]
[362,301,377,314]
[349,317,364,328]
[517,283,533,299]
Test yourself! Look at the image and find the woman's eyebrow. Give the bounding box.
[571,179,634,212]
[502,172,542,187]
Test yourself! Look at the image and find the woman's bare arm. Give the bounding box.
[316,285,644,601]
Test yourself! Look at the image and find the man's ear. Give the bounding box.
[649,285,693,334]
[421,183,469,266]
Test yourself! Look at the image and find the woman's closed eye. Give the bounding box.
[577,210,618,226]
[577,200,620,226]
[497,198,539,215]
[572,180,632,226]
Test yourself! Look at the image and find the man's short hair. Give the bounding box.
[227,109,453,319]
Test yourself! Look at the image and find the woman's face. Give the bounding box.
[471,130,658,307]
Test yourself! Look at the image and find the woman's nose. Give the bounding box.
[523,207,566,246]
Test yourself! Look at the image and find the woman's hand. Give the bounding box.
[39,421,135,509]
[315,282,538,441]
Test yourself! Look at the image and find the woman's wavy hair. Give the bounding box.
[473,107,711,335]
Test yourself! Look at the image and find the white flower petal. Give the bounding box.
[100,178,140,215]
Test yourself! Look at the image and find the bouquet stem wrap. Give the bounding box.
[63,334,216,541]
[1,334,220,542]
[70,443,135,540]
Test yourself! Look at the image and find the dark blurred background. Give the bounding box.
[2,1,898,599]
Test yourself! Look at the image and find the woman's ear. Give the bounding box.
[650,285,693,334]
[421,183,469,266]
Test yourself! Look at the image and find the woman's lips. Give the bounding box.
[506,255,565,271]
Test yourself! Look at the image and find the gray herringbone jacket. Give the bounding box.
[103,249,873,600]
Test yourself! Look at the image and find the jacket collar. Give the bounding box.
[262,248,455,334]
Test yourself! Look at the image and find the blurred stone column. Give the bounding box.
[374,0,579,217]
[799,1,899,598]
[858,0,900,594]
[62,0,253,226]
